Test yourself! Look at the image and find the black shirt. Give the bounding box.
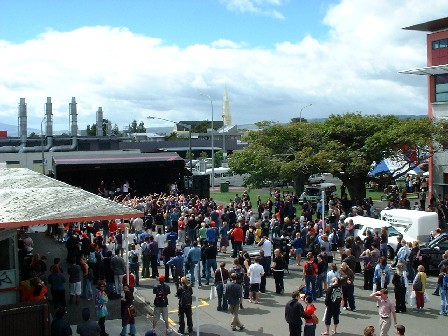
[284,299,311,325]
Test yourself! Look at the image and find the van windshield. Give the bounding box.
[305,187,321,196]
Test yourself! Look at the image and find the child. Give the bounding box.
[303,295,317,336]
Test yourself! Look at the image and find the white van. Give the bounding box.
[344,216,414,259]
[299,182,337,204]
[380,209,438,243]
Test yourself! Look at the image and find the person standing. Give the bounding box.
[186,241,202,286]
[303,252,318,300]
[152,275,172,334]
[369,289,398,336]
[95,281,109,336]
[128,244,140,286]
[214,261,230,311]
[303,296,317,336]
[438,265,448,315]
[412,264,427,312]
[166,249,185,290]
[67,257,82,305]
[51,307,72,336]
[391,264,407,313]
[323,277,342,336]
[141,236,151,278]
[176,276,193,335]
[285,290,312,336]
[80,256,93,300]
[248,256,265,304]
[149,235,159,278]
[111,253,126,295]
[227,273,245,332]
[47,264,66,309]
[120,284,136,336]
[204,241,218,286]
[76,307,101,336]
[230,223,244,258]
[339,262,356,311]
[258,236,273,275]
[272,248,285,294]
[374,257,391,292]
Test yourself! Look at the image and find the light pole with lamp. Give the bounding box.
[299,103,312,124]
[146,116,193,172]
[40,116,46,174]
[200,93,215,190]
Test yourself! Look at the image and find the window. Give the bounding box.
[432,38,448,49]
[435,74,448,102]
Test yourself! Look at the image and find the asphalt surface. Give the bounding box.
[31,226,447,336]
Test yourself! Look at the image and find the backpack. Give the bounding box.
[87,251,97,264]
[331,287,342,303]
[142,243,151,256]
[180,286,193,307]
[305,262,315,276]
[233,268,244,284]
[443,273,448,291]
[154,284,168,307]
[130,251,138,264]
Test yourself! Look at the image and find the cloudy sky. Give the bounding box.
[0,0,447,132]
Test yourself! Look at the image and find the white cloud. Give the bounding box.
[0,0,447,132]
[220,0,286,19]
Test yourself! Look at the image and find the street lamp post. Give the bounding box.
[200,93,215,190]
[40,116,46,174]
[147,116,193,172]
[299,103,312,124]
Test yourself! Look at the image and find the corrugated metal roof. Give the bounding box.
[53,152,184,165]
[399,64,448,75]
[0,168,143,228]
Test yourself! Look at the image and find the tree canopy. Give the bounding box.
[228,113,447,201]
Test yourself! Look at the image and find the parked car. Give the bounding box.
[345,216,414,259]
[420,233,448,272]
[307,174,326,184]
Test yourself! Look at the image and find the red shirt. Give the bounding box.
[303,261,318,277]
[304,304,316,324]
[122,273,135,288]
[178,221,185,231]
[231,227,244,242]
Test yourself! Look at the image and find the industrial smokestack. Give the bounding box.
[69,97,78,136]
[19,98,27,143]
[96,107,103,136]
[106,120,112,136]
[45,97,53,137]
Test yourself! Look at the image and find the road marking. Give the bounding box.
[168,298,209,313]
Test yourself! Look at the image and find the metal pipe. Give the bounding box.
[50,97,78,152]
[96,107,103,136]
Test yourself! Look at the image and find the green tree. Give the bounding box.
[214,150,223,167]
[129,120,138,133]
[112,124,122,136]
[229,114,448,201]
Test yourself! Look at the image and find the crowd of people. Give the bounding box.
[16,188,448,336]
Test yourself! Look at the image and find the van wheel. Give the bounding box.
[387,246,394,260]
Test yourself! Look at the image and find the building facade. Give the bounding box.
[401,17,448,199]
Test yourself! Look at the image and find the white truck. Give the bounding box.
[380,209,438,243]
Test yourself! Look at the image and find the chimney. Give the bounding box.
[18,98,27,143]
[96,107,103,136]
[69,97,78,136]
[45,97,53,136]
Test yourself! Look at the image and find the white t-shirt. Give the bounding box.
[248,263,264,284]
[155,233,165,247]
[261,239,272,257]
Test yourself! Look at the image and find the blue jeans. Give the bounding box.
[82,277,93,299]
[189,262,201,286]
[316,273,325,298]
[121,324,136,336]
[305,275,316,300]
[216,283,228,310]
[130,263,139,286]
[441,289,448,315]
[205,259,217,284]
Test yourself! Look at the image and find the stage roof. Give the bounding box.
[0,168,143,228]
[53,152,184,166]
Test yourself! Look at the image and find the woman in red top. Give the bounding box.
[303,252,318,300]
[29,276,48,302]
[303,295,317,336]
[231,224,244,258]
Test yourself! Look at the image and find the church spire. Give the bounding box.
[222,85,232,126]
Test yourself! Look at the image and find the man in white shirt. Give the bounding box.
[247,256,265,304]
[258,237,272,275]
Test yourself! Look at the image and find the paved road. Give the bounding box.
[31,227,446,336]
